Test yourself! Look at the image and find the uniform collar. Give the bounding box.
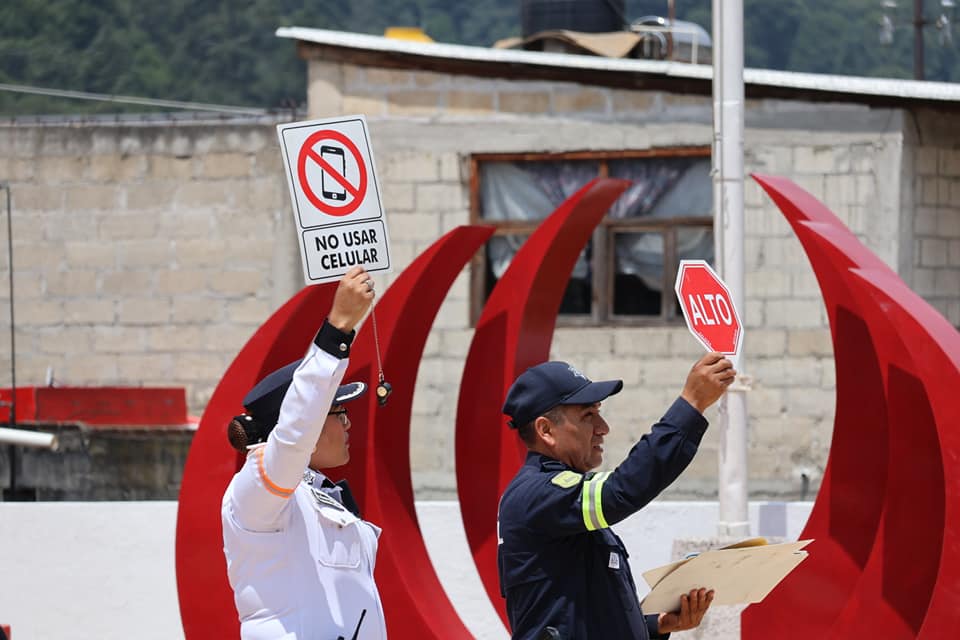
[303,468,335,488]
[303,469,362,518]
[525,451,572,472]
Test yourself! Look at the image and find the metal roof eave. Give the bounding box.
[276,26,960,107]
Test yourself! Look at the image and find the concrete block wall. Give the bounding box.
[0,121,300,412]
[307,62,737,496]
[305,59,931,498]
[309,61,713,124]
[0,61,951,502]
[908,110,960,328]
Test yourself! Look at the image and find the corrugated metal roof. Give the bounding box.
[276,26,960,105]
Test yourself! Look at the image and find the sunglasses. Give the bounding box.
[328,408,349,426]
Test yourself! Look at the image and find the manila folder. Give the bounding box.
[640,539,812,613]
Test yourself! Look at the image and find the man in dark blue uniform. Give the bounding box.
[498,353,736,639]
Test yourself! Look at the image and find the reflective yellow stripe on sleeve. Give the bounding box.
[581,471,611,531]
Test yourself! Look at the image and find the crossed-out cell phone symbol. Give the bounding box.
[319,144,347,201]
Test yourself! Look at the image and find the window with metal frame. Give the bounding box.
[469,149,714,326]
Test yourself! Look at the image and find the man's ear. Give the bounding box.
[534,415,555,447]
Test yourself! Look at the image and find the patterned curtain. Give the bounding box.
[609,157,714,291]
[479,157,713,292]
[480,160,598,279]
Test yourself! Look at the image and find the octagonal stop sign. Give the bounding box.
[674,260,743,357]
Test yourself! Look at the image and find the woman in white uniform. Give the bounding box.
[221,267,386,640]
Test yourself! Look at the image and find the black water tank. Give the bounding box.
[521,0,626,37]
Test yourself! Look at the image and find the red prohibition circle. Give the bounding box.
[296,129,368,217]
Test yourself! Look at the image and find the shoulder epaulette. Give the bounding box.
[550,470,583,488]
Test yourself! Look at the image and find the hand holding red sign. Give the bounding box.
[680,352,737,413]
[674,260,744,358]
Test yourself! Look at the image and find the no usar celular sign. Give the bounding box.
[277,115,392,284]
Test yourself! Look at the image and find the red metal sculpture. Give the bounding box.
[742,175,960,639]
[175,226,492,639]
[177,172,960,639]
[863,269,960,639]
[454,178,631,624]
[335,225,493,639]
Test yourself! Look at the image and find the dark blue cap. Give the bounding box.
[227,360,368,451]
[502,361,623,429]
[243,359,367,429]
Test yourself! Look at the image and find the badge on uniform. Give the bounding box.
[309,486,346,511]
[551,470,583,488]
[608,552,620,570]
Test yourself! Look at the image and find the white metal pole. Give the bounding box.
[712,0,750,537]
[0,427,58,450]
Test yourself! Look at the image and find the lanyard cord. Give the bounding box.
[370,307,384,384]
[367,283,392,406]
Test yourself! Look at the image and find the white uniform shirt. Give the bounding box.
[222,344,387,640]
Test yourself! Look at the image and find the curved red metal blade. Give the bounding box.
[454,178,631,625]
[743,174,960,639]
[338,225,494,639]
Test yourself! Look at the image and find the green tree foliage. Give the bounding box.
[0,0,955,116]
[643,0,957,81]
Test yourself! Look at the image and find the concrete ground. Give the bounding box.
[0,500,811,639]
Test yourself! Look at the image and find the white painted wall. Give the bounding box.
[0,500,811,640]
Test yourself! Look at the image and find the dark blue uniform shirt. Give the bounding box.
[497,397,708,640]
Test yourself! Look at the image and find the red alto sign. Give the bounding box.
[674,260,743,357]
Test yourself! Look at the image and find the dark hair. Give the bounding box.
[226,414,268,452]
[517,406,566,446]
